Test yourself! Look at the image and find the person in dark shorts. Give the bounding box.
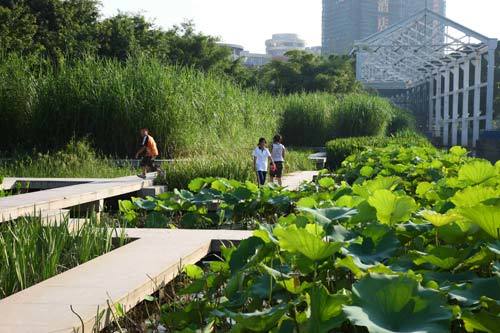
[252,137,275,186]
[135,128,162,178]
[270,134,286,186]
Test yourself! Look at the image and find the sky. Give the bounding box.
[101,0,500,54]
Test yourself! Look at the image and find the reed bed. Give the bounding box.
[0,215,127,299]
[0,54,412,157]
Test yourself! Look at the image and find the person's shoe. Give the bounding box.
[137,174,146,179]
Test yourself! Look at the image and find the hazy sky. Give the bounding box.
[101,0,500,53]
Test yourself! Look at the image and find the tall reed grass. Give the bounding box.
[0,54,411,156]
[0,139,133,178]
[0,215,127,299]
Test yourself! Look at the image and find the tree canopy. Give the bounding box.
[0,0,360,95]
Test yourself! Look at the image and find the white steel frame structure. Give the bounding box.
[352,9,497,147]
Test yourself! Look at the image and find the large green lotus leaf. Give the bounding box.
[451,186,498,208]
[299,207,358,226]
[318,177,335,188]
[229,236,265,273]
[352,177,401,199]
[344,229,400,264]
[367,190,417,225]
[343,274,451,333]
[459,204,500,239]
[462,309,500,333]
[305,285,351,333]
[273,224,342,261]
[458,161,497,185]
[447,277,500,306]
[419,210,459,227]
[223,303,288,332]
[188,177,211,192]
[449,146,468,156]
[437,220,475,244]
[413,246,465,270]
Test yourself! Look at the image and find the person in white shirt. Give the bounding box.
[270,134,286,186]
[252,137,275,186]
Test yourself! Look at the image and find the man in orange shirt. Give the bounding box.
[135,128,162,178]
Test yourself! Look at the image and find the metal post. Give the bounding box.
[429,76,434,132]
[443,68,450,146]
[461,60,470,147]
[472,56,482,147]
[485,39,497,130]
[435,73,442,138]
[451,64,460,146]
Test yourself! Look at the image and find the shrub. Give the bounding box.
[326,131,430,169]
[330,94,394,138]
[280,94,337,147]
[387,108,416,135]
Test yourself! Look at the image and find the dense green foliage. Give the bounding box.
[119,144,500,332]
[0,1,360,95]
[0,139,133,178]
[0,215,126,299]
[0,55,281,156]
[280,94,337,147]
[257,50,360,95]
[0,53,409,155]
[325,131,430,169]
[280,93,415,147]
[330,94,395,138]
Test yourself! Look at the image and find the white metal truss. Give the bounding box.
[351,9,497,148]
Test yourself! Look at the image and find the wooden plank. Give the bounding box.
[0,175,155,222]
[0,229,252,333]
[281,171,317,190]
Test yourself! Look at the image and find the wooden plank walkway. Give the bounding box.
[0,175,155,222]
[0,229,252,333]
[281,171,318,190]
[1,177,102,191]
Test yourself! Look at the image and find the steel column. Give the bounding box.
[461,60,470,146]
[472,57,482,147]
[443,69,450,146]
[451,65,460,146]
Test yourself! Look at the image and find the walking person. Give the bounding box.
[253,137,275,186]
[270,134,286,186]
[135,128,164,178]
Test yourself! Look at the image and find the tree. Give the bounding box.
[257,50,360,95]
[0,0,100,62]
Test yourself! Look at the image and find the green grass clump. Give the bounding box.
[0,215,126,299]
[330,94,394,138]
[280,94,337,147]
[0,139,133,178]
[326,131,430,169]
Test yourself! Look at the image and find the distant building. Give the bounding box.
[306,46,323,55]
[218,43,245,60]
[265,33,306,57]
[241,51,272,67]
[322,0,446,55]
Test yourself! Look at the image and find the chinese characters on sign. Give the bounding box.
[377,0,390,31]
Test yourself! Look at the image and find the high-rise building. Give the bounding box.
[322,0,446,55]
[265,34,306,57]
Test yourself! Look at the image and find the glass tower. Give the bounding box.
[322,0,446,55]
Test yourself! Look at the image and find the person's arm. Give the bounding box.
[253,156,257,171]
[282,145,286,160]
[135,136,148,158]
[267,149,274,169]
[135,146,146,159]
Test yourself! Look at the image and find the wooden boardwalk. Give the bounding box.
[0,229,252,333]
[0,175,156,222]
[281,171,318,190]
